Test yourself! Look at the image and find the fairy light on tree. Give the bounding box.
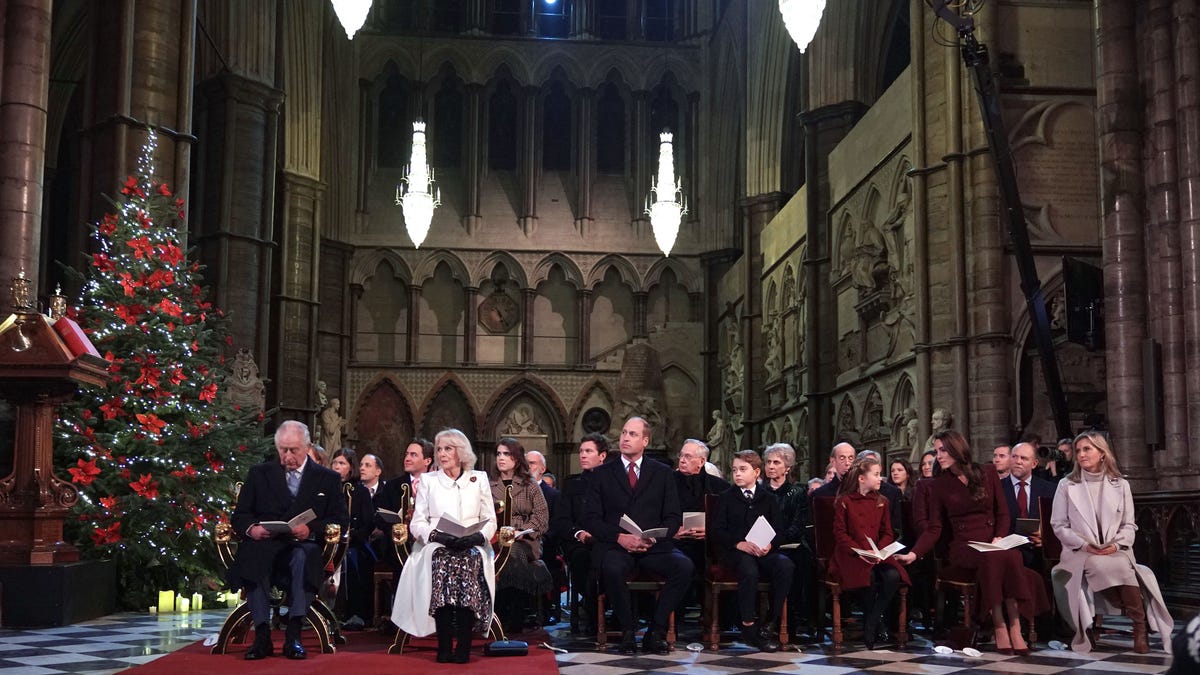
[54,129,269,610]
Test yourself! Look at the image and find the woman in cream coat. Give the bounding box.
[1050,431,1172,654]
[391,429,497,663]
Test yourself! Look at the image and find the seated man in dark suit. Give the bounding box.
[582,417,693,655]
[809,442,857,503]
[227,421,349,660]
[673,438,730,572]
[552,432,609,636]
[1004,442,1055,568]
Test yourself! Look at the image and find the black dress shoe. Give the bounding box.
[243,640,273,660]
[642,631,670,655]
[282,638,306,660]
[617,631,637,655]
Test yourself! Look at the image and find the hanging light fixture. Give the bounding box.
[331,0,372,40]
[395,120,440,249]
[778,0,826,53]
[645,130,687,256]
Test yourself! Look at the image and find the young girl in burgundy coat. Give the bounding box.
[831,455,910,649]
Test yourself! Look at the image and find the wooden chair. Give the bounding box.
[701,493,789,650]
[596,573,677,650]
[373,482,414,627]
[212,482,352,655]
[812,496,910,653]
[388,486,512,654]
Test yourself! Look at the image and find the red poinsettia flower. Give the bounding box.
[99,398,125,420]
[158,243,184,266]
[134,365,161,389]
[91,253,115,272]
[117,272,141,298]
[119,468,131,480]
[112,303,146,326]
[136,209,153,230]
[146,269,175,289]
[80,408,93,421]
[68,458,101,486]
[205,451,224,473]
[91,522,122,545]
[127,236,154,259]
[135,412,167,435]
[99,496,119,510]
[129,474,159,499]
[156,298,183,317]
[171,464,198,480]
[99,214,118,236]
[199,383,218,403]
[120,175,139,196]
[158,182,172,197]
[169,368,187,386]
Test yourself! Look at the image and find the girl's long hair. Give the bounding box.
[836,455,887,508]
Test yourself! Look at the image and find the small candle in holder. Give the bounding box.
[179,598,190,612]
[191,592,203,611]
[149,606,157,615]
[157,591,174,614]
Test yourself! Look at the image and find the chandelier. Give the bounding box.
[395,121,440,249]
[331,0,372,40]
[645,131,687,256]
[778,0,826,52]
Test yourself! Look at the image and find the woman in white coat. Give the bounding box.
[1050,431,1172,654]
[391,428,497,663]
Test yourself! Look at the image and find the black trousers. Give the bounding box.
[599,547,694,632]
[566,543,596,623]
[727,550,794,625]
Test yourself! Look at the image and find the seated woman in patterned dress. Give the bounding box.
[894,430,1048,654]
[391,429,497,663]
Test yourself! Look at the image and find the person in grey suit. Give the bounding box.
[227,421,349,661]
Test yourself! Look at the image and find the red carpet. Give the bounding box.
[124,628,560,674]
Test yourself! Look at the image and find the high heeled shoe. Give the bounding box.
[1009,624,1030,655]
[993,627,1014,655]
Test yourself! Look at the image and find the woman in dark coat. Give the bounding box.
[330,448,376,628]
[830,455,910,649]
[895,430,1047,654]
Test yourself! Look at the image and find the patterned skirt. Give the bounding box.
[430,547,492,633]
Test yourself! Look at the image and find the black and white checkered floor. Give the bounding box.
[0,607,1178,674]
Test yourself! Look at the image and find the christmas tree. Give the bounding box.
[54,129,266,610]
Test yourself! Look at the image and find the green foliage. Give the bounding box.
[54,130,267,610]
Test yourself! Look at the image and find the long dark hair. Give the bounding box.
[889,458,914,496]
[934,429,985,500]
[496,437,533,482]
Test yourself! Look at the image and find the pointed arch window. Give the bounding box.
[595,83,626,174]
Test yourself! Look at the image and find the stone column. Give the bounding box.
[519,85,538,236]
[464,286,479,365]
[570,0,592,37]
[577,288,592,366]
[1096,0,1150,482]
[521,288,536,365]
[0,0,51,297]
[575,87,595,234]
[464,84,483,234]
[632,91,650,236]
[1173,0,1200,463]
[407,285,421,363]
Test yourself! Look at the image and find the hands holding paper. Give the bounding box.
[618,533,652,552]
[736,540,771,557]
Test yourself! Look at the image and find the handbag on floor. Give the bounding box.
[483,639,528,656]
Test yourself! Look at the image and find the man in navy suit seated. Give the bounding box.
[582,417,693,655]
[227,421,349,660]
[1004,442,1055,568]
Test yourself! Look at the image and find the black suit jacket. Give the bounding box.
[582,456,681,556]
[710,484,786,564]
[540,481,562,558]
[228,459,349,590]
[675,471,730,513]
[1002,472,1054,567]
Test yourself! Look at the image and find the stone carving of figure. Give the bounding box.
[225,348,266,418]
[723,320,744,401]
[897,408,920,463]
[502,404,544,436]
[920,407,952,458]
[315,380,328,410]
[706,409,731,466]
[320,398,347,452]
[764,319,783,379]
[850,223,889,293]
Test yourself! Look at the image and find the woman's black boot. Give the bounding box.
[452,607,475,663]
[434,607,454,663]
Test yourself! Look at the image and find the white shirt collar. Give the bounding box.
[622,457,641,472]
[290,457,308,475]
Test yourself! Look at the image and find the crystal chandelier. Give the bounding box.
[395,121,440,249]
[645,131,687,256]
[778,0,826,53]
[331,0,372,40]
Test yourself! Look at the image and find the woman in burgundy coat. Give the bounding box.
[830,455,910,649]
[894,430,1047,654]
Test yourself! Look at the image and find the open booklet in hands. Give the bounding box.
[620,514,669,540]
[851,536,906,561]
[435,512,488,538]
[744,516,776,549]
[258,509,316,535]
[968,533,1029,552]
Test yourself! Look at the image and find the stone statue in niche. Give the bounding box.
[723,320,744,402]
[779,416,795,445]
[321,398,347,452]
[502,403,545,436]
[226,348,266,418]
[836,401,860,445]
[917,407,952,461]
[706,409,732,466]
[764,318,783,380]
[863,394,887,441]
[850,223,890,295]
[897,408,920,461]
[838,225,856,279]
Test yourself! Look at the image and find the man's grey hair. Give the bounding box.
[856,449,881,462]
[526,450,547,465]
[683,439,710,459]
[830,441,856,458]
[764,443,796,468]
[434,428,477,470]
[807,477,825,488]
[276,420,311,446]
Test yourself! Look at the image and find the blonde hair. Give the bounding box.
[434,428,477,471]
[1067,430,1123,483]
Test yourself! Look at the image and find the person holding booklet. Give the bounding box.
[894,430,1047,655]
[829,455,909,649]
[227,421,349,661]
[581,417,692,656]
[489,437,552,634]
[1049,431,1172,654]
[391,429,498,663]
[709,449,794,652]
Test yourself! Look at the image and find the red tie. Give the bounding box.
[1017,480,1028,518]
[628,462,638,489]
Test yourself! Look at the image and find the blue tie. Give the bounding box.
[287,470,301,497]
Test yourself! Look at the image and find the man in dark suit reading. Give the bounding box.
[1004,442,1055,568]
[227,420,349,660]
[582,417,693,655]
